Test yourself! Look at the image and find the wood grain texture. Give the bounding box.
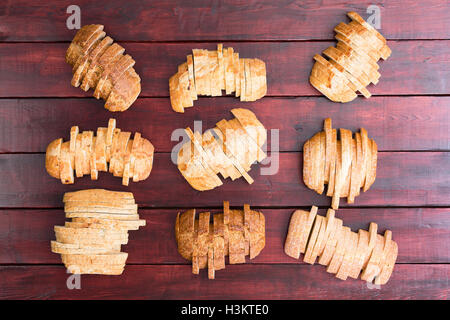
[0,152,448,208]
[0,96,449,153]
[0,208,448,265]
[0,0,449,41]
[0,0,449,301]
[0,41,449,98]
[0,264,448,299]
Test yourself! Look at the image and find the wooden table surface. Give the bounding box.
[0,0,449,300]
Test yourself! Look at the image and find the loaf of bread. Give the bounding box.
[284,206,398,285]
[177,108,267,191]
[310,12,391,102]
[45,118,154,186]
[175,201,265,279]
[66,24,141,112]
[303,118,377,209]
[169,44,267,113]
[51,189,146,275]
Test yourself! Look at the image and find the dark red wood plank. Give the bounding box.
[0,264,448,299]
[0,208,448,265]
[0,41,448,97]
[0,152,448,208]
[1,96,449,153]
[1,1,449,41]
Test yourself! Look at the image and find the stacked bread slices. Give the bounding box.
[284,206,398,285]
[169,44,267,113]
[177,108,267,191]
[51,189,146,275]
[66,24,141,112]
[45,118,154,186]
[303,118,377,209]
[310,12,391,103]
[176,201,265,279]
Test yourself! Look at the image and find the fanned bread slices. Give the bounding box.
[169,44,267,113]
[66,24,141,112]
[303,118,377,209]
[51,189,146,275]
[45,118,154,186]
[177,108,267,191]
[309,12,391,103]
[284,206,398,285]
[175,201,265,279]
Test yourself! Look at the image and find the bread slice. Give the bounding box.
[217,44,225,90]
[209,50,222,97]
[51,241,121,255]
[201,130,238,180]
[331,140,342,209]
[213,213,226,270]
[71,30,106,87]
[185,128,223,187]
[298,206,318,254]
[316,208,336,258]
[105,67,141,112]
[213,127,254,184]
[326,128,337,197]
[177,141,221,191]
[193,49,210,96]
[347,229,369,279]
[318,217,342,266]
[244,59,252,102]
[231,108,267,150]
[375,239,398,285]
[251,58,267,101]
[45,138,62,179]
[310,55,357,103]
[285,215,307,261]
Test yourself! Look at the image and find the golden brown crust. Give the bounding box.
[66,24,104,65]
[175,202,265,279]
[303,118,377,209]
[169,45,267,112]
[309,12,390,103]
[66,25,140,112]
[51,189,145,275]
[284,207,398,285]
[44,119,153,186]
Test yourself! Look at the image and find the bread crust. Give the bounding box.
[177,109,266,191]
[304,118,377,209]
[175,202,265,279]
[45,119,154,186]
[309,12,390,103]
[66,25,140,112]
[284,206,398,285]
[51,189,145,275]
[169,45,267,112]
